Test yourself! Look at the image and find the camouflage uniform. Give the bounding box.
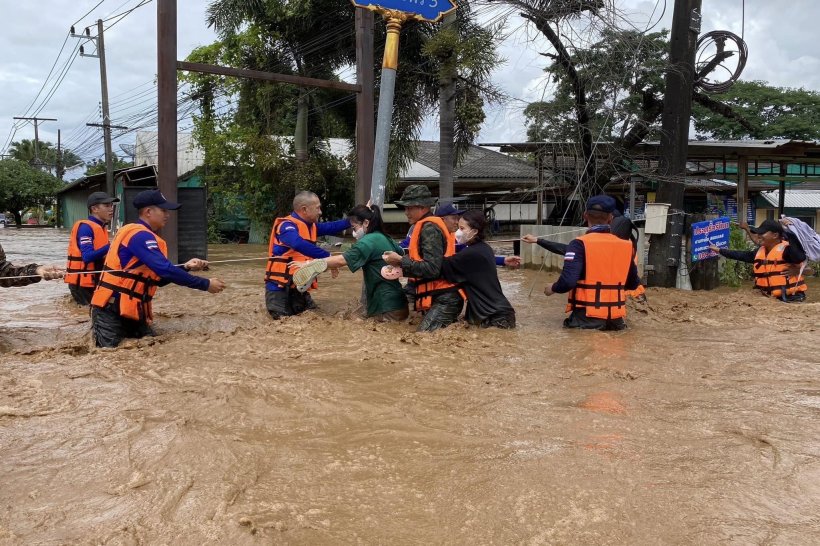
[393,181,466,332]
[0,243,40,288]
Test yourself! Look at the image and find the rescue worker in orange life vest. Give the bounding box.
[90,189,227,348]
[382,185,464,332]
[265,191,351,319]
[544,195,641,331]
[64,192,119,305]
[710,219,807,303]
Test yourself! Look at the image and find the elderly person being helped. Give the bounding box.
[709,219,807,303]
[291,204,409,322]
[440,209,516,328]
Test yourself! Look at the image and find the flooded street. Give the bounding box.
[1,228,819,544]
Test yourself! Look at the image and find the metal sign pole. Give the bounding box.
[370,12,407,209]
[351,0,457,210]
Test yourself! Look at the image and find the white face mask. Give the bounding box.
[353,226,366,240]
[455,228,475,245]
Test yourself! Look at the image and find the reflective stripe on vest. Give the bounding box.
[265,215,319,289]
[64,219,108,288]
[566,232,633,320]
[90,223,168,323]
[407,216,465,311]
[753,243,807,298]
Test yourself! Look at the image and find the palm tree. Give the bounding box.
[9,139,82,178]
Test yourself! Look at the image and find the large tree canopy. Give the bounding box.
[0,159,64,227]
[692,80,820,140]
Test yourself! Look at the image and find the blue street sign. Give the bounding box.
[351,0,457,23]
[691,216,731,262]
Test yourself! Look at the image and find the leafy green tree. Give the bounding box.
[423,4,504,200]
[185,0,503,235]
[8,139,83,178]
[693,80,820,140]
[84,154,134,176]
[523,28,669,146]
[0,159,64,227]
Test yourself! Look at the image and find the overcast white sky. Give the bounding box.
[1,0,818,178]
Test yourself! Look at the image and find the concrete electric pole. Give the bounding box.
[72,21,115,196]
[646,0,702,287]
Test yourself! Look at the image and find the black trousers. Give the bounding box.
[91,303,155,348]
[417,291,464,332]
[563,309,626,331]
[478,310,516,329]
[265,288,317,319]
[68,284,94,306]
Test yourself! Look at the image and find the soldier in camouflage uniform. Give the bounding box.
[0,243,63,288]
[384,185,464,332]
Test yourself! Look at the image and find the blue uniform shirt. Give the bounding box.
[77,216,110,265]
[117,220,210,291]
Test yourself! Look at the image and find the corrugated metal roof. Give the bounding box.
[759,190,820,209]
[411,141,537,180]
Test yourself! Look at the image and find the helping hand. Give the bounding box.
[504,256,522,269]
[36,265,65,280]
[708,244,721,253]
[184,258,209,271]
[382,251,402,266]
[207,278,226,293]
[288,261,309,271]
[331,268,339,279]
[521,234,539,244]
[544,284,554,296]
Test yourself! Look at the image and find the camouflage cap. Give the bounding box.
[395,184,436,207]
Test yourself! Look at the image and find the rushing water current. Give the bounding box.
[1,227,819,544]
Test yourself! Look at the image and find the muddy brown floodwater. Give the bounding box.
[1,228,819,544]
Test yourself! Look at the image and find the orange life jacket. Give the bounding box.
[65,219,109,288]
[407,216,465,311]
[90,223,167,323]
[265,215,319,290]
[566,232,633,320]
[753,242,806,299]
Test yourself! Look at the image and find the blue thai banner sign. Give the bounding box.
[351,0,457,22]
[691,216,731,262]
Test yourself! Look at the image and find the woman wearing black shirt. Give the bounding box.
[441,210,516,328]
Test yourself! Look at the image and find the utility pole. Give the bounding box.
[72,21,115,196]
[12,116,57,167]
[646,0,702,287]
[57,129,63,180]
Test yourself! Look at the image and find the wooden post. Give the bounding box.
[536,152,543,225]
[157,0,178,261]
[778,161,786,218]
[355,9,375,205]
[737,157,748,225]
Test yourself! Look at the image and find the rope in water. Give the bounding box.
[0,211,714,281]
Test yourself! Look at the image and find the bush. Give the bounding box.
[719,224,755,287]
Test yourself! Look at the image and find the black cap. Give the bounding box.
[133,189,181,210]
[585,195,616,213]
[435,203,466,217]
[750,219,783,235]
[87,191,120,207]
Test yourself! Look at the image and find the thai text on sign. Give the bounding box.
[691,216,730,262]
